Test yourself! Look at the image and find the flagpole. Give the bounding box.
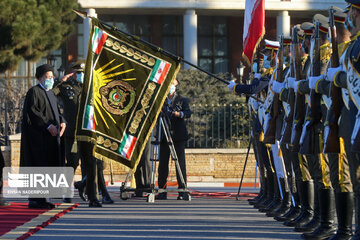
[73,10,264,104]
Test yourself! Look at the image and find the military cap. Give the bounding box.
[300,22,314,36]
[283,37,292,46]
[313,14,329,33]
[35,64,54,79]
[71,59,86,72]
[330,6,347,23]
[293,24,305,40]
[262,39,280,52]
[344,4,351,13]
[345,0,360,10]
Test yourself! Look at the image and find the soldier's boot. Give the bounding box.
[74,176,87,202]
[259,174,282,213]
[249,176,267,205]
[267,178,291,217]
[294,182,320,232]
[328,192,354,240]
[98,169,114,204]
[352,192,360,240]
[301,188,336,239]
[275,180,302,222]
[284,180,314,227]
[255,173,274,209]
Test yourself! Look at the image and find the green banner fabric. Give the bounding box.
[76,18,180,169]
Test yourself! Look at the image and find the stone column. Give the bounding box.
[83,8,98,58]
[276,11,290,39]
[183,9,198,69]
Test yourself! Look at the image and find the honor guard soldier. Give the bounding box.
[291,15,336,235]
[325,1,360,238]
[303,6,356,240]
[283,21,316,230]
[273,26,306,223]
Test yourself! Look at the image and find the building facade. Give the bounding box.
[69,0,346,78]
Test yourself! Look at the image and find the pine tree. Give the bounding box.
[0,0,79,72]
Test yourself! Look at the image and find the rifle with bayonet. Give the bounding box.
[300,21,321,154]
[282,28,297,144]
[290,30,306,152]
[263,35,284,144]
[324,7,342,153]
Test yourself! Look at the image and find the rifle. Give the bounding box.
[263,35,284,144]
[281,28,297,144]
[299,21,321,154]
[290,30,306,152]
[324,7,342,153]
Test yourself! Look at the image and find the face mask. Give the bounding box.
[262,58,271,69]
[252,62,258,73]
[44,78,54,90]
[76,72,84,83]
[169,85,176,95]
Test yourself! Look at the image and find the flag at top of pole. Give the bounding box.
[242,0,265,66]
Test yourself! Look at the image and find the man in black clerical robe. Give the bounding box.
[20,64,66,209]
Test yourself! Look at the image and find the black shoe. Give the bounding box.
[28,201,52,209]
[102,195,114,204]
[74,181,87,202]
[0,200,10,206]
[177,193,190,201]
[156,193,167,200]
[45,202,56,209]
[62,198,72,203]
[89,200,102,207]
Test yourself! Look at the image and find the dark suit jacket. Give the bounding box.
[163,94,191,142]
[20,84,65,167]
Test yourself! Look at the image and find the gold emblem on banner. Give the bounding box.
[99,80,136,115]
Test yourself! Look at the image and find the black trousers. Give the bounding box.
[78,141,98,201]
[158,141,187,190]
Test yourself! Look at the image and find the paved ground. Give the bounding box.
[24,187,302,240]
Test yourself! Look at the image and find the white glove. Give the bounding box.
[227,80,236,91]
[326,66,342,82]
[271,81,286,94]
[287,77,296,89]
[308,75,324,90]
[290,80,301,90]
[254,73,261,79]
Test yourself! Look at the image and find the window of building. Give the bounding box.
[101,15,151,42]
[198,16,229,74]
[162,16,183,57]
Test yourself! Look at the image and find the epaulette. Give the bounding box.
[351,36,360,63]
[320,43,331,61]
[338,41,350,57]
[262,67,274,77]
[350,36,360,75]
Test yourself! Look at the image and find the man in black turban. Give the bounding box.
[20,64,66,209]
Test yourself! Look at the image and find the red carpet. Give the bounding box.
[0,202,78,240]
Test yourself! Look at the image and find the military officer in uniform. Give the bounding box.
[54,60,113,206]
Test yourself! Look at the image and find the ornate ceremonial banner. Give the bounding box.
[242,0,265,65]
[76,18,180,169]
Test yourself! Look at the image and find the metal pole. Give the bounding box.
[236,137,252,200]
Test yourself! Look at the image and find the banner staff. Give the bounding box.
[73,9,264,104]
